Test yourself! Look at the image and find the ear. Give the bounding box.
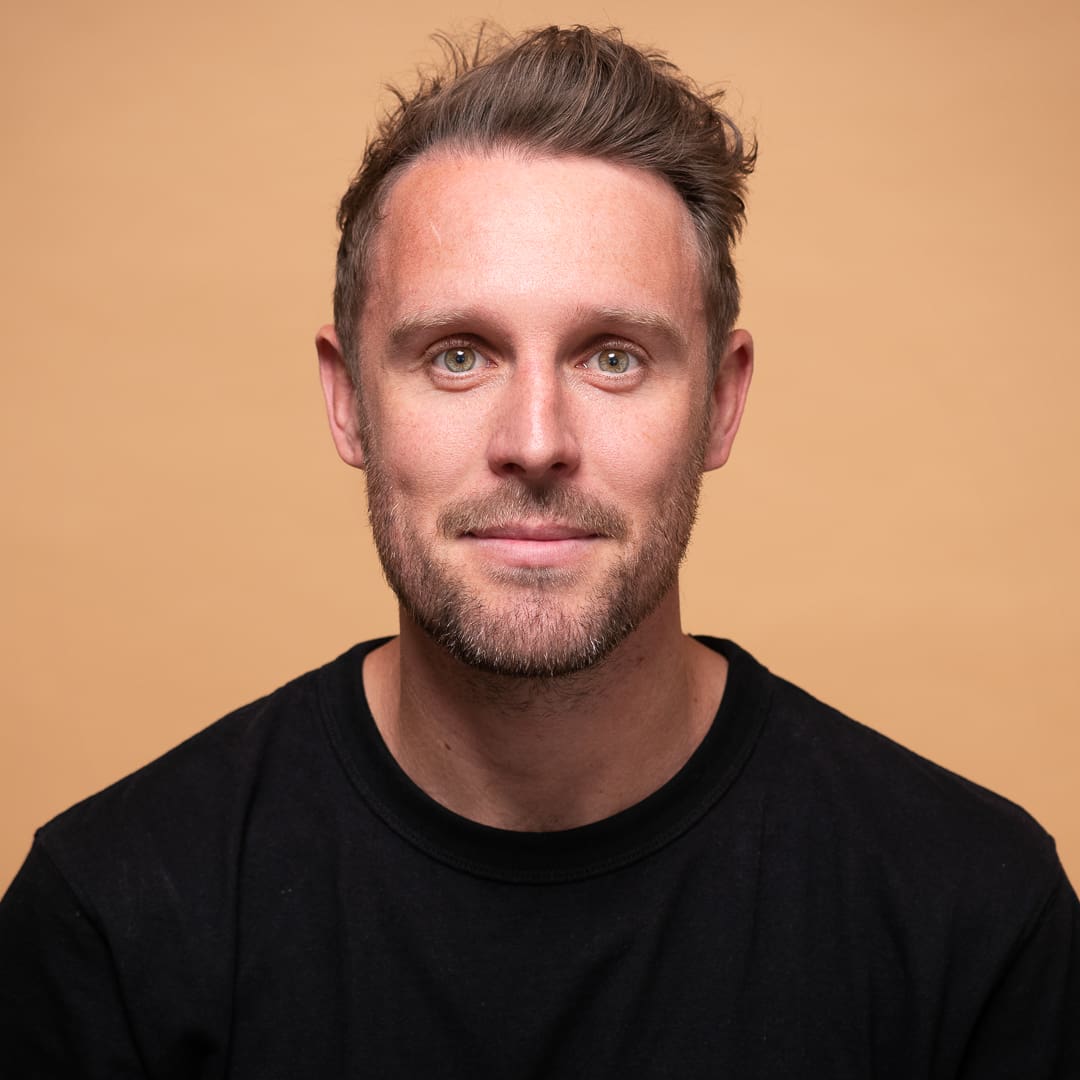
[703,328,754,472]
[316,324,365,469]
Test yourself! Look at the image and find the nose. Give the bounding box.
[486,361,581,483]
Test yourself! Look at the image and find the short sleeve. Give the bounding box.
[0,840,147,1079]
[959,864,1080,1078]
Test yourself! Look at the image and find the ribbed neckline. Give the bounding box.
[318,637,771,884]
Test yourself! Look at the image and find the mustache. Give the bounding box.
[437,484,630,541]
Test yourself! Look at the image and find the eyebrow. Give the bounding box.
[588,306,689,352]
[385,306,690,352]
[386,310,475,350]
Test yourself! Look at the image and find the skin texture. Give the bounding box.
[318,149,753,830]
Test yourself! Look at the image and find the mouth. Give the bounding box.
[461,521,604,569]
[466,522,602,541]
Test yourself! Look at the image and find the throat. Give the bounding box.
[362,622,727,832]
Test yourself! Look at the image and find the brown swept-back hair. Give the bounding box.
[333,25,756,381]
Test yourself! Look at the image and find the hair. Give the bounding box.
[333,25,756,382]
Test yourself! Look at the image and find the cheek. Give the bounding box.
[594,396,706,494]
[368,391,488,501]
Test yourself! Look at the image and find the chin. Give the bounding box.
[401,574,661,680]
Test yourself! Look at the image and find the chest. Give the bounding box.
[214,808,959,1078]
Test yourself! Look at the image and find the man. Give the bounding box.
[1,25,1077,1077]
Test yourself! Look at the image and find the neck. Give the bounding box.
[362,591,728,831]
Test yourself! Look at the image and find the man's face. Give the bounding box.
[323,150,748,676]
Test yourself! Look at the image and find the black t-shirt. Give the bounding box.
[2,638,1078,1077]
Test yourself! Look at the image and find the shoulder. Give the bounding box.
[706,640,1080,1066]
[32,642,376,923]
[720,640,1066,925]
[780,668,1051,852]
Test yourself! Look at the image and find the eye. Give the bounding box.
[586,348,639,375]
[433,346,481,373]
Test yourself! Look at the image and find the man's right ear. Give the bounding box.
[316,325,365,470]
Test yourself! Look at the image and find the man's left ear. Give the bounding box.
[703,329,754,472]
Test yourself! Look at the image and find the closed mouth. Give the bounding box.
[466,523,601,541]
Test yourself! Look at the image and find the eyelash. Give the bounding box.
[583,340,644,375]
[428,339,487,373]
[425,338,647,376]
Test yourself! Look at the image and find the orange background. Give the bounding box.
[2,0,1077,892]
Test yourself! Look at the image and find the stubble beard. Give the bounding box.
[361,418,708,679]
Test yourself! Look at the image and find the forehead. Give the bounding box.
[361,149,706,345]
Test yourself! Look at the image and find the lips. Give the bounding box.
[461,522,603,570]
[466,522,600,541]
[437,489,629,545]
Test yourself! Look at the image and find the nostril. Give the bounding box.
[497,457,572,479]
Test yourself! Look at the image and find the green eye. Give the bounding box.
[436,347,479,373]
[593,349,634,374]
